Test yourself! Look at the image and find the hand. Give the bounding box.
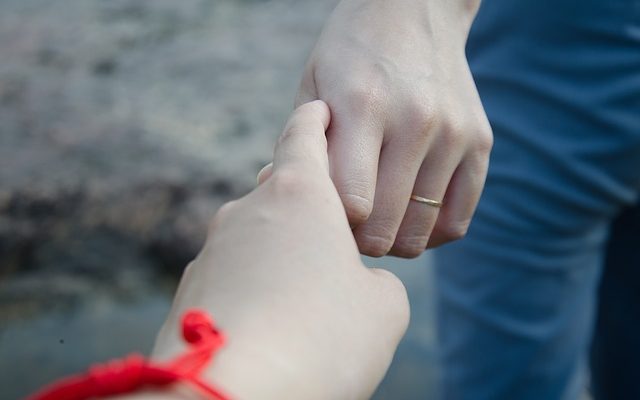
[296,0,493,257]
[150,101,409,400]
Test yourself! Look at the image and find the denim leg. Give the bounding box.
[434,1,640,398]
[433,150,610,400]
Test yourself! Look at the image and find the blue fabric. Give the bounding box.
[591,204,640,400]
[433,1,640,399]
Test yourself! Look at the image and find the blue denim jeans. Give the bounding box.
[433,1,640,399]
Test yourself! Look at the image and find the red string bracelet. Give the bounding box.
[27,309,231,400]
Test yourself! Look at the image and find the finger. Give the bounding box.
[273,100,331,174]
[353,140,424,257]
[427,151,489,248]
[390,148,460,258]
[256,162,273,185]
[327,111,384,225]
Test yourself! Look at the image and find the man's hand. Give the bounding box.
[297,0,492,257]
[150,101,409,400]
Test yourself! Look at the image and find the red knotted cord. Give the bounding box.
[27,309,230,400]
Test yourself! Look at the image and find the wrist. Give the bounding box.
[151,306,337,400]
[330,0,479,47]
[418,0,481,41]
[203,337,327,400]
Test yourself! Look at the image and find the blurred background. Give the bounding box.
[0,0,438,398]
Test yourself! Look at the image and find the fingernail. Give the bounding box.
[256,162,273,185]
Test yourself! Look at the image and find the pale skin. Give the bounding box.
[297,0,492,257]
[113,0,491,397]
[114,101,409,400]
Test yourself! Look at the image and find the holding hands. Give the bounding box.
[297,0,492,257]
[121,1,493,396]
[149,101,409,400]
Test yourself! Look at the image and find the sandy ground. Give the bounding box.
[0,0,438,398]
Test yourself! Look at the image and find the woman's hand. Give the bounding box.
[151,101,409,400]
[297,0,493,257]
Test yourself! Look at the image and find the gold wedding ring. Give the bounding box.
[410,194,443,208]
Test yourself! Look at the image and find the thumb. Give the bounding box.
[273,100,331,174]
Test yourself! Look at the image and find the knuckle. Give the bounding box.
[207,201,238,235]
[280,113,326,148]
[268,169,329,204]
[440,118,466,149]
[341,192,373,224]
[439,220,470,242]
[268,169,311,197]
[475,125,494,154]
[279,119,305,145]
[392,236,427,259]
[403,107,437,148]
[343,83,383,113]
[357,231,395,257]
[418,110,438,135]
[392,246,424,259]
[407,95,436,130]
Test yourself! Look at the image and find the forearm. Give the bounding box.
[114,255,366,400]
[109,290,330,400]
[113,345,316,400]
